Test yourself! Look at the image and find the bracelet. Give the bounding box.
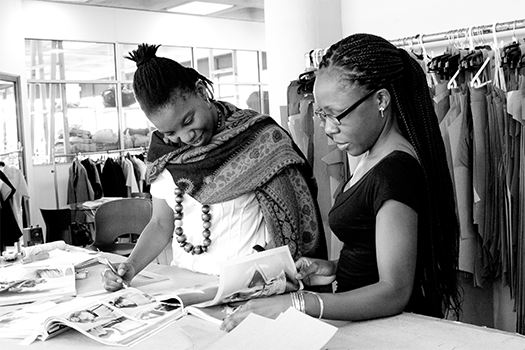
[290,292,305,313]
[302,291,324,319]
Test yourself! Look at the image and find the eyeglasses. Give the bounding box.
[314,88,380,125]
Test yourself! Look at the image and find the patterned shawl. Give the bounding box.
[146,101,326,259]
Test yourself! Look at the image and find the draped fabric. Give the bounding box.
[147,101,327,260]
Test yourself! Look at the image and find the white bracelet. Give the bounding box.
[290,292,306,313]
[302,291,324,319]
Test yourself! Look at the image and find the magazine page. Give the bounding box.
[162,246,299,310]
[0,264,76,307]
[43,287,185,346]
[208,245,300,306]
[0,295,97,341]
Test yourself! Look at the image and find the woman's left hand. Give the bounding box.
[220,294,292,332]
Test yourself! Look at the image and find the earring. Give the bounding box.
[379,106,385,118]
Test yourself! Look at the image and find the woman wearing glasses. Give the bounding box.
[222,33,461,331]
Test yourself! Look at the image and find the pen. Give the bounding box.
[101,257,129,289]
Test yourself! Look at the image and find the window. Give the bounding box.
[26,40,268,165]
[0,73,25,171]
[26,40,119,165]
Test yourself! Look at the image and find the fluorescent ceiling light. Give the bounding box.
[167,1,233,15]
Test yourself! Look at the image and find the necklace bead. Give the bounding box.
[173,189,212,255]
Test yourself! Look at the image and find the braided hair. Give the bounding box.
[126,44,214,116]
[319,33,461,319]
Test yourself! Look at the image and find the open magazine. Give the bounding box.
[160,245,301,322]
[0,246,299,346]
[0,287,185,346]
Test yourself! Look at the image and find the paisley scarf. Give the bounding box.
[146,101,326,259]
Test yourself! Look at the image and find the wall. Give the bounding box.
[0,0,24,74]
[6,0,266,231]
[340,0,525,41]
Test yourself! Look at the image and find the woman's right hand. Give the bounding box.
[295,257,336,286]
[101,262,135,292]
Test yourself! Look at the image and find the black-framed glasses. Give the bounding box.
[314,88,380,125]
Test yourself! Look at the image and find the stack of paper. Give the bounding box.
[207,307,338,350]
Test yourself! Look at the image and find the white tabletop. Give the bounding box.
[2,253,525,350]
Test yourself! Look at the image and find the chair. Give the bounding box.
[131,192,152,199]
[93,198,152,256]
[40,208,73,245]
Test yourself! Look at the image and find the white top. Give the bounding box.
[150,169,269,275]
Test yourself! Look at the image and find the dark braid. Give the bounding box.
[126,44,214,116]
[320,33,461,319]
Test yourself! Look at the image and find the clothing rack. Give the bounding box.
[390,19,525,47]
[52,147,147,208]
[305,18,525,68]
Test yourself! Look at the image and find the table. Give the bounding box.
[2,254,525,350]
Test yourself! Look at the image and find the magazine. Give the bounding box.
[160,245,301,315]
[0,264,76,307]
[0,287,185,346]
[0,246,299,346]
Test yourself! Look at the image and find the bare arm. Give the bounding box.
[126,196,175,276]
[222,199,418,330]
[102,197,174,290]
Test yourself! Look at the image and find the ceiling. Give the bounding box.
[35,0,265,22]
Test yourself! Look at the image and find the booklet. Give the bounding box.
[0,246,300,346]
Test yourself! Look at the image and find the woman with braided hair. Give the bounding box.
[101,44,326,291]
[222,33,461,331]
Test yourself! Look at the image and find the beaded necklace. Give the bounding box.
[172,106,222,255]
[173,188,211,255]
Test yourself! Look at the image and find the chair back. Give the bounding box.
[40,208,73,245]
[93,198,152,256]
[131,192,152,199]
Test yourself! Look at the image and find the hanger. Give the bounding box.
[445,32,464,89]
[470,51,493,88]
[512,20,518,44]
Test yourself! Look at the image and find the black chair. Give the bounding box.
[40,208,73,245]
[93,198,152,256]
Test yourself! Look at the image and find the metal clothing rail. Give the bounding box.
[0,149,22,157]
[52,147,148,208]
[305,18,525,68]
[390,19,525,47]
[53,147,147,159]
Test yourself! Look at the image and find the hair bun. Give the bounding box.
[126,43,160,67]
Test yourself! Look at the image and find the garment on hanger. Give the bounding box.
[287,71,349,260]
[100,157,127,198]
[81,158,103,199]
[67,158,94,205]
[0,169,22,251]
[0,165,29,231]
